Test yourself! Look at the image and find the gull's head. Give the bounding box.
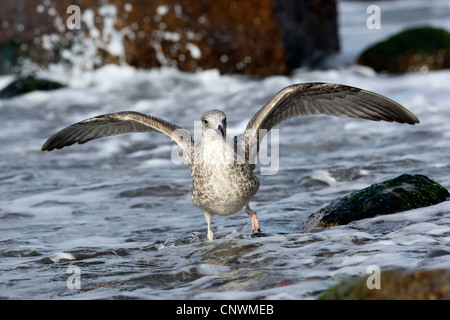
[201,109,227,140]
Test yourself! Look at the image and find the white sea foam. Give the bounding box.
[48,252,76,263]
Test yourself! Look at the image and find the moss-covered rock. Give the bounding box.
[0,77,65,99]
[305,174,449,230]
[357,26,450,73]
[320,269,450,300]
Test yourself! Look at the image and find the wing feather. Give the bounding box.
[244,83,419,162]
[42,111,195,167]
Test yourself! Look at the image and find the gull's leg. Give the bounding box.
[203,211,214,241]
[245,204,261,233]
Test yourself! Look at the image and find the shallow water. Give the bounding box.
[1,1,450,299]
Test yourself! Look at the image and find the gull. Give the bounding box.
[41,82,419,240]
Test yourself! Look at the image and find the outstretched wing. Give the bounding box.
[41,111,195,167]
[244,82,419,162]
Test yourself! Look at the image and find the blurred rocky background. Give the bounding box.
[0,0,339,76]
[357,26,450,73]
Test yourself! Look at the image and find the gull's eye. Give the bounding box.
[203,119,209,125]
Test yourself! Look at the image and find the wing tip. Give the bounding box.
[41,144,57,152]
[41,142,52,152]
[410,116,420,125]
[402,113,420,125]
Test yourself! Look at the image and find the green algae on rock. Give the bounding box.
[305,174,449,230]
[319,269,450,300]
[357,26,450,73]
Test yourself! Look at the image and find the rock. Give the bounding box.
[272,1,339,69]
[425,248,450,258]
[319,269,450,300]
[2,249,42,257]
[0,0,339,76]
[357,26,450,73]
[305,174,449,230]
[0,38,23,75]
[0,77,65,99]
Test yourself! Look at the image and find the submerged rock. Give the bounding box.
[2,249,42,257]
[0,77,65,99]
[305,174,449,230]
[357,26,450,73]
[320,269,450,300]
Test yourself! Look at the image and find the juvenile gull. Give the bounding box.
[42,82,419,240]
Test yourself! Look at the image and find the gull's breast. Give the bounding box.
[191,163,259,216]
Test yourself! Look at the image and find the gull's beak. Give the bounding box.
[218,124,225,137]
